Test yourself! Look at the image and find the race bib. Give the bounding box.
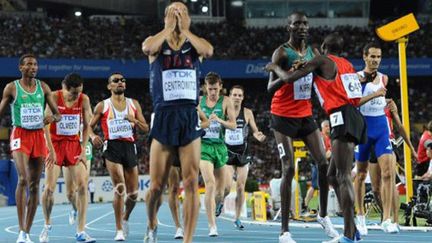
[10,138,21,150]
[225,128,244,145]
[293,73,313,100]
[85,143,92,156]
[56,114,80,136]
[330,111,344,127]
[162,69,197,101]
[20,104,43,129]
[203,121,221,139]
[341,73,362,99]
[107,119,133,139]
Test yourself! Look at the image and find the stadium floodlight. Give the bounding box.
[201,6,209,13]
[191,0,198,2]
[231,0,243,7]
[74,11,82,17]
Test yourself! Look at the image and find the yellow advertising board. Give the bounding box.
[253,191,267,221]
[376,13,419,41]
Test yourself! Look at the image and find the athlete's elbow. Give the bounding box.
[201,46,214,58]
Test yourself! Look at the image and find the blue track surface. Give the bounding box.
[1,203,432,242]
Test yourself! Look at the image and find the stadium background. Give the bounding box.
[0,0,431,204]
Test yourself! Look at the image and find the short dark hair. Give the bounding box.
[363,43,381,56]
[108,72,123,83]
[230,85,244,94]
[63,73,83,89]
[323,33,344,54]
[287,11,307,25]
[427,120,432,132]
[205,72,222,85]
[19,53,36,66]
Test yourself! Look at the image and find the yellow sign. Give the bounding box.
[253,191,267,221]
[293,140,305,148]
[376,13,419,41]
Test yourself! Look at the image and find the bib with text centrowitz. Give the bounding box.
[56,114,80,136]
[108,119,133,140]
[162,69,197,101]
[20,103,44,129]
[341,74,362,99]
[293,73,313,100]
[225,128,244,145]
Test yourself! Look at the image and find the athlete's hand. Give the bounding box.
[124,114,136,123]
[253,131,266,142]
[176,8,190,33]
[77,150,87,170]
[420,171,432,181]
[374,87,387,97]
[45,149,56,169]
[292,60,306,70]
[208,113,220,123]
[43,115,57,125]
[91,135,104,149]
[164,7,177,32]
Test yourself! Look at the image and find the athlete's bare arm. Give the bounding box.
[176,9,213,58]
[41,82,61,124]
[218,96,236,130]
[0,82,14,116]
[89,101,104,148]
[126,99,149,133]
[197,106,209,129]
[358,88,387,106]
[387,99,418,159]
[245,108,266,142]
[267,47,288,94]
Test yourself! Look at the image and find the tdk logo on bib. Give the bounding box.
[165,70,194,79]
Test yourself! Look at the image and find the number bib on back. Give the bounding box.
[225,128,244,145]
[293,73,313,100]
[56,114,80,136]
[341,74,362,99]
[162,69,197,101]
[20,103,43,129]
[108,119,133,139]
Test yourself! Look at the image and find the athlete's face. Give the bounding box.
[229,88,244,106]
[19,57,38,78]
[364,48,382,71]
[205,82,222,101]
[108,74,126,95]
[288,14,309,39]
[64,84,83,99]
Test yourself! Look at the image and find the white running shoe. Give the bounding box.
[144,227,157,243]
[75,231,96,243]
[381,219,398,233]
[209,226,218,237]
[16,231,26,243]
[279,232,296,243]
[356,215,368,236]
[174,227,184,239]
[122,220,129,238]
[317,215,339,238]
[69,210,77,225]
[321,234,343,243]
[39,225,52,243]
[114,230,125,241]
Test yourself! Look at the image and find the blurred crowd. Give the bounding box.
[0,15,432,60]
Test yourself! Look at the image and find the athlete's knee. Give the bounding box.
[182,175,198,192]
[114,183,126,197]
[28,181,40,194]
[17,177,27,187]
[281,163,295,179]
[336,171,351,184]
[356,170,368,182]
[127,191,138,202]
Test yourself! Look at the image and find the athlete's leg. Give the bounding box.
[13,151,31,232]
[167,167,182,229]
[179,138,201,243]
[215,165,229,210]
[369,163,383,215]
[67,163,89,233]
[200,159,216,228]
[123,165,139,221]
[332,139,356,240]
[63,167,78,212]
[42,164,62,225]
[377,153,394,222]
[303,129,329,217]
[147,139,173,230]
[234,165,248,220]
[273,130,294,233]
[354,161,369,216]
[391,153,399,224]
[106,160,127,231]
